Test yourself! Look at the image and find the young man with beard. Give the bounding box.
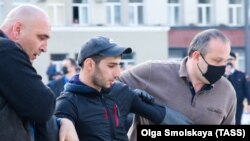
[55,36,193,141]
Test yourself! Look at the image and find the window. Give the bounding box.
[121,52,135,70]
[229,0,243,25]
[168,48,187,62]
[50,53,69,73]
[198,0,212,26]
[128,0,144,25]
[72,0,88,25]
[106,0,121,25]
[0,0,4,23]
[47,3,66,26]
[13,0,29,2]
[167,0,181,26]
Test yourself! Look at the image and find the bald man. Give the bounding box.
[0,4,77,141]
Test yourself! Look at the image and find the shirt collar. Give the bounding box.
[179,56,189,78]
[230,68,236,74]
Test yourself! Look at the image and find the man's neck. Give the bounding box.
[186,59,205,93]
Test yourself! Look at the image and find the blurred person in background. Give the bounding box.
[224,52,250,125]
[46,60,57,82]
[48,58,77,98]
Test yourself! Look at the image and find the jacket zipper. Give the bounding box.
[113,104,119,127]
[100,93,115,141]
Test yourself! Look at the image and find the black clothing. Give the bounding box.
[48,76,66,98]
[0,30,55,140]
[0,95,31,141]
[35,116,59,141]
[46,64,57,81]
[55,75,165,141]
[227,70,250,125]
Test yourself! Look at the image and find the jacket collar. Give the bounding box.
[0,30,8,38]
[64,74,111,96]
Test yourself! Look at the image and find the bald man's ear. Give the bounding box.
[12,22,22,40]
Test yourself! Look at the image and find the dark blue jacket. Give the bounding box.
[55,75,165,141]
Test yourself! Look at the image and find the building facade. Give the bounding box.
[0,0,248,82]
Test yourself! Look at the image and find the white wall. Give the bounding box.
[183,0,197,25]
[214,0,228,25]
[144,0,166,25]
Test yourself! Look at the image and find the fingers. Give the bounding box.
[59,118,79,141]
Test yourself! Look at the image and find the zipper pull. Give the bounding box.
[114,104,120,127]
[115,104,120,117]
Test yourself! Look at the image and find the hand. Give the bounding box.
[245,105,250,113]
[161,106,193,125]
[133,89,154,104]
[59,118,79,141]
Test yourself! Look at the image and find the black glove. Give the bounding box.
[133,89,155,104]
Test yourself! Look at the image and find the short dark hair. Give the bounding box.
[90,55,105,65]
[188,29,230,57]
[80,55,106,68]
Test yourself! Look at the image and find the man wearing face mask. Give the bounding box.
[48,58,77,98]
[118,29,237,141]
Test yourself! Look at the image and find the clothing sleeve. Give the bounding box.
[119,62,153,141]
[35,115,59,141]
[119,61,152,90]
[221,90,237,125]
[47,81,59,98]
[55,94,77,125]
[130,94,165,124]
[0,40,55,122]
[243,75,250,104]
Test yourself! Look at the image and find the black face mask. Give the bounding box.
[197,55,226,84]
[62,66,68,75]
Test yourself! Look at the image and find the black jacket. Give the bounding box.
[0,31,55,141]
[228,70,250,105]
[55,75,165,141]
[48,76,67,98]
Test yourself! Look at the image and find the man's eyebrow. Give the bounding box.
[109,62,120,65]
[39,34,50,39]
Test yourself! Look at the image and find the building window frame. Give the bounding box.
[106,0,121,25]
[197,0,212,26]
[47,3,66,26]
[228,0,243,26]
[128,0,144,26]
[72,0,89,25]
[0,0,4,23]
[167,0,181,26]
